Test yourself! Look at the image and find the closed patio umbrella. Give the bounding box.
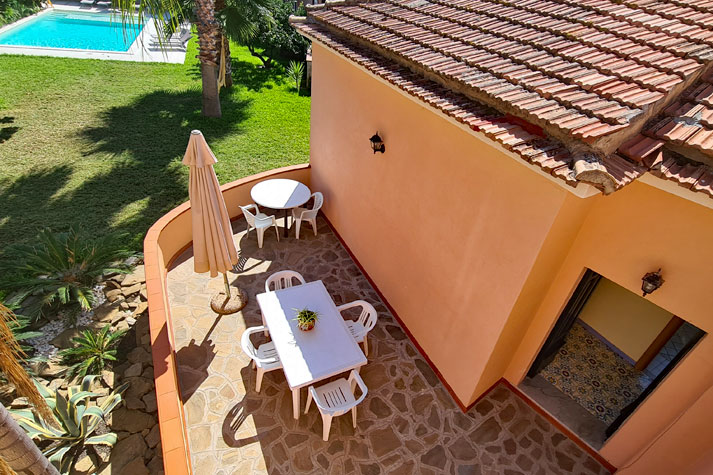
[183,130,246,314]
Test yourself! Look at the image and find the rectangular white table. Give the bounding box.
[256,280,368,419]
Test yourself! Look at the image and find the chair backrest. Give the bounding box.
[265,270,307,292]
[338,300,378,333]
[312,192,324,212]
[313,370,368,416]
[240,204,258,228]
[241,326,278,367]
[240,326,263,361]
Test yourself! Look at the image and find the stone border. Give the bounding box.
[143,164,311,474]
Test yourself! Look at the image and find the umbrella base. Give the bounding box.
[210,288,248,315]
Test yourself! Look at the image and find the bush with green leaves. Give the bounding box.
[0,0,41,26]
[58,325,125,382]
[287,60,305,94]
[232,0,310,69]
[0,228,134,320]
[9,375,129,473]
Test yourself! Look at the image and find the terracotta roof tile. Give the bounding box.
[293,0,713,199]
[302,0,713,152]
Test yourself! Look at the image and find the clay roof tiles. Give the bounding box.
[292,0,713,197]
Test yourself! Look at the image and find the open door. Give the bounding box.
[527,269,601,377]
[605,322,705,437]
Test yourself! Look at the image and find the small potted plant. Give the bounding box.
[294,308,319,331]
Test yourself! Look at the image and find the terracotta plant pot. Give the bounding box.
[297,321,315,332]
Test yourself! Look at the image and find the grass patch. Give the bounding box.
[0,40,310,250]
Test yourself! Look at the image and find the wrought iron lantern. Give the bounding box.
[641,269,664,297]
[370,132,385,154]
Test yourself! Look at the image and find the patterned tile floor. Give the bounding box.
[166,216,610,474]
[540,322,643,425]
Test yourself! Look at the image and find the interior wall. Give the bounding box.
[578,278,673,362]
[505,180,713,469]
[309,43,572,404]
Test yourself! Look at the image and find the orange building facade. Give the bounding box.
[308,42,713,473]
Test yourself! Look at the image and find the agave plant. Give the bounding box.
[9,375,129,473]
[0,228,134,320]
[59,325,125,382]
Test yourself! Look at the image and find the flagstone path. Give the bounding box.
[165,216,610,475]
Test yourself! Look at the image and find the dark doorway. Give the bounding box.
[520,269,706,449]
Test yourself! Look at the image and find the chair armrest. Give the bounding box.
[349,371,368,406]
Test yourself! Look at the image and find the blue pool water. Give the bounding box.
[0,10,144,52]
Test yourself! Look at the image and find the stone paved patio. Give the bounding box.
[166,216,610,475]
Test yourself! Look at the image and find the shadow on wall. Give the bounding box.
[0,90,251,249]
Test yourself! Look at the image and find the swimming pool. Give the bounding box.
[0,10,143,52]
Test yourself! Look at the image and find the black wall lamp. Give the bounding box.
[370,132,385,154]
[641,269,664,297]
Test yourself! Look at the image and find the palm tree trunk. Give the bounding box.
[0,403,58,475]
[213,0,232,89]
[223,36,233,88]
[194,0,222,117]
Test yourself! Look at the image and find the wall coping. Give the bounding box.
[143,164,311,474]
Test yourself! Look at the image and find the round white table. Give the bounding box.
[251,179,311,237]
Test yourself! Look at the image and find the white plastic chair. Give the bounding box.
[337,300,378,356]
[262,270,307,334]
[305,370,368,441]
[292,192,323,239]
[240,204,279,249]
[264,270,307,292]
[240,326,282,392]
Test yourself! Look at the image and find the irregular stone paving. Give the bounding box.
[166,217,610,475]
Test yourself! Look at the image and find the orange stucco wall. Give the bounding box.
[505,181,713,471]
[145,165,310,474]
[309,43,583,404]
[310,40,713,472]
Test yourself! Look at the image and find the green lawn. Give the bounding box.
[0,40,310,250]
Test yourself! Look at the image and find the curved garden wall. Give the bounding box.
[143,164,310,474]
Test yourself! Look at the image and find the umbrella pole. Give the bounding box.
[223,272,231,297]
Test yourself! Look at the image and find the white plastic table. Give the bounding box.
[251,179,311,237]
[256,281,368,419]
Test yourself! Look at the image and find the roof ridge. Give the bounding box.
[318,5,639,126]
[374,0,681,96]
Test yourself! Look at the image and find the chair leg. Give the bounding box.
[295,218,301,239]
[322,414,333,441]
[262,313,268,337]
[311,218,317,236]
[304,390,313,414]
[352,406,357,428]
[257,227,265,248]
[256,367,264,392]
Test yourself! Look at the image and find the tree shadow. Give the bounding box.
[0,89,252,249]
[188,58,286,92]
[0,116,19,143]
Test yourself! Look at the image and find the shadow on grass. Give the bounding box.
[188,58,286,92]
[0,116,19,143]
[0,89,251,249]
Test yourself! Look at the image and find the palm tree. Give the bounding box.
[0,304,58,475]
[113,0,267,118]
